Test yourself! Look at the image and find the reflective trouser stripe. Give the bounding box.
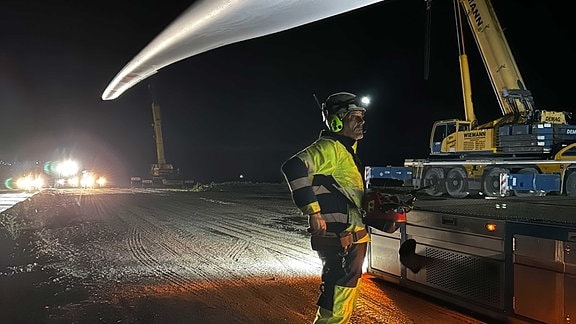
[334,281,360,323]
[313,281,362,324]
[313,280,362,324]
[315,242,367,322]
[313,307,333,324]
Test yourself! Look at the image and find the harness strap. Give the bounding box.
[310,229,368,251]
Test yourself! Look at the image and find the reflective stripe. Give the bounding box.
[331,284,359,323]
[313,307,334,324]
[321,212,348,224]
[289,176,310,191]
[312,185,331,195]
[301,201,321,215]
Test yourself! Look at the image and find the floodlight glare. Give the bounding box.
[56,160,80,177]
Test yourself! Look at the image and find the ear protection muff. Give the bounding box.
[327,114,343,132]
[322,101,344,132]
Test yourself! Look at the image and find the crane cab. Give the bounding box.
[430,119,495,155]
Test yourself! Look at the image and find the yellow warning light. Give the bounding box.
[486,223,497,232]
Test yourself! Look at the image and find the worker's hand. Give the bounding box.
[307,212,326,236]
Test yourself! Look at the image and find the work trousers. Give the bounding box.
[315,242,367,323]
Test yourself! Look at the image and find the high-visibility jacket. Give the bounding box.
[281,130,367,236]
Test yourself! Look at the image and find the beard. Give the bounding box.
[352,128,364,140]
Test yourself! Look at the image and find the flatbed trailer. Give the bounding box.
[367,192,576,323]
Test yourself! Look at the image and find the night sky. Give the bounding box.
[0,1,573,186]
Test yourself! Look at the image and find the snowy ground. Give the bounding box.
[0,183,487,323]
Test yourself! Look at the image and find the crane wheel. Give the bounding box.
[423,168,445,197]
[446,168,469,199]
[566,171,576,197]
[482,167,509,197]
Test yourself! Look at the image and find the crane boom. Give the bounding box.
[430,0,573,157]
[130,99,187,188]
[149,101,178,180]
[151,102,167,166]
[459,0,534,122]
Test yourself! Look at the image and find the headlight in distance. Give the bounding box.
[96,177,106,187]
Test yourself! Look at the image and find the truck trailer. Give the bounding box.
[364,185,576,323]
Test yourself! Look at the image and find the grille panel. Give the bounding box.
[425,247,504,308]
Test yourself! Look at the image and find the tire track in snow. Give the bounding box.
[227,238,251,262]
[70,190,317,312]
[125,227,215,292]
[86,195,219,293]
[99,194,253,308]
[76,192,318,278]
[126,222,191,289]
[151,195,320,276]
[169,198,313,258]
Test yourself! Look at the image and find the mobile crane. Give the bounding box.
[149,101,183,185]
[368,0,576,199]
[130,100,188,188]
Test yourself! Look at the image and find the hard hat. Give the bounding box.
[362,191,407,233]
[321,92,367,132]
[322,92,366,116]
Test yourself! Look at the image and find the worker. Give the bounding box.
[281,91,369,323]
